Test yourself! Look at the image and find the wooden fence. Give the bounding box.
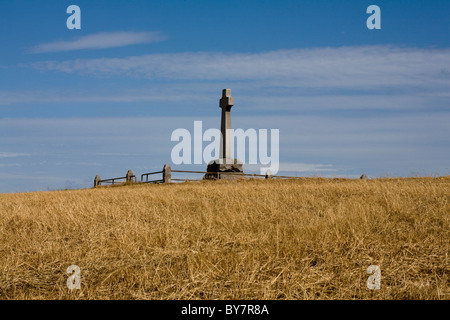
[94,169,137,187]
[94,164,300,187]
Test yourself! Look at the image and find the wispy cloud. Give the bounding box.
[0,83,447,114]
[5,45,446,114]
[243,162,337,175]
[0,163,21,168]
[278,163,336,172]
[31,46,450,89]
[0,152,30,158]
[28,31,165,53]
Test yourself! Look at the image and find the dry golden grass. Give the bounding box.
[0,177,448,300]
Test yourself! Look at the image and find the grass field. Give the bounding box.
[0,177,448,299]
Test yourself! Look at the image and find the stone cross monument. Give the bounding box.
[205,89,243,179]
[219,89,234,161]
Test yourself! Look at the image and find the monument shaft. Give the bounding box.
[219,89,234,161]
[220,107,232,160]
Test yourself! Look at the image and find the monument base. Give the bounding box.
[204,158,244,180]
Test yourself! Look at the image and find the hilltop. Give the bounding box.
[0,177,448,299]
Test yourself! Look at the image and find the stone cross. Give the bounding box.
[219,89,234,161]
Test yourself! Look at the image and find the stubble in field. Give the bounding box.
[0,177,448,299]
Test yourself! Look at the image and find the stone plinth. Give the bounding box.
[204,158,244,180]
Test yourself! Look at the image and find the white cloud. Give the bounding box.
[0,86,206,105]
[31,46,450,89]
[28,31,165,53]
[278,163,336,172]
[0,45,443,113]
[0,152,30,158]
[243,162,337,175]
[0,86,446,115]
[0,163,21,167]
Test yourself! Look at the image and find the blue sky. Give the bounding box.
[1,0,449,193]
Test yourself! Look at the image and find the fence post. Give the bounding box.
[265,169,273,179]
[126,170,134,183]
[94,175,101,187]
[163,164,171,183]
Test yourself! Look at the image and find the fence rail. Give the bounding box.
[94,169,137,187]
[94,164,300,187]
[141,170,163,183]
[98,176,137,185]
